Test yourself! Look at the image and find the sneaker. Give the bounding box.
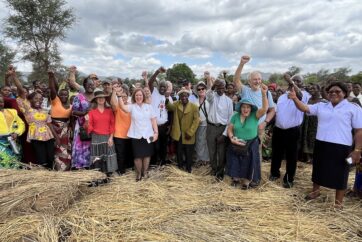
[283,180,294,188]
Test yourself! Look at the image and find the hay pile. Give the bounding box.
[0,163,361,241]
[0,169,105,219]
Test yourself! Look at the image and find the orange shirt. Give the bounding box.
[51,96,72,118]
[114,108,131,139]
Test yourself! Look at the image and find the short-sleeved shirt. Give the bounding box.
[151,88,168,125]
[230,111,258,141]
[240,86,275,124]
[17,98,54,142]
[50,96,72,119]
[275,90,310,129]
[114,108,131,139]
[127,103,156,139]
[308,99,362,146]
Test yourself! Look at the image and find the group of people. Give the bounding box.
[1,55,362,208]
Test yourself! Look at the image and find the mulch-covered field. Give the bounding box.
[0,162,361,242]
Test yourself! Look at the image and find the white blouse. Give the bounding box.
[308,99,362,146]
[127,103,156,139]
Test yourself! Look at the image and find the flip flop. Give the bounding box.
[304,191,321,201]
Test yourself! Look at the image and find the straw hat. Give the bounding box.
[91,91,109,102]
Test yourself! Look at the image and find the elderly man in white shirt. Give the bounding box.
[206,79,233,180]
[270,74,310,188]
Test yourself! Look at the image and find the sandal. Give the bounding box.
[304,191,321,201]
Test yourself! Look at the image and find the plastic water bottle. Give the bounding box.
[8,136,20,155]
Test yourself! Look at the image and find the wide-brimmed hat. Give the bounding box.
[91,91,108,102]
[177,87,190,96]
[235,98,258,112]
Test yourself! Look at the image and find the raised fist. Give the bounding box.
[159,66,166,73]
[240,55,251,64]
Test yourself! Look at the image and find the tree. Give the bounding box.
[331,67,351,82]
[288,66,302,76]
[166,63,196,85]
[0,41,16,85]
[268,73,282,84]
[4,0,76,81]
[351,72,362,85]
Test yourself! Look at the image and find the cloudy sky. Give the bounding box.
[1,0,362,78]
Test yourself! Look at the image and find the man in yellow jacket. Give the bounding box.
[166,87,200,173]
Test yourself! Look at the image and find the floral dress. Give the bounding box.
[16,98,53,142]
[71,93,91,168]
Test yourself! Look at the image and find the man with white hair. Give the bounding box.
[233,56,276,136]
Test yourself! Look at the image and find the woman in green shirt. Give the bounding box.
[227,84,268,189]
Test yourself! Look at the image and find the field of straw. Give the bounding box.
[0,162,361,242]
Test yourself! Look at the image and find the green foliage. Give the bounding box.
[268,73,282,83]
[0,41,16,86]
[351,72,362,85]
[288,66,302,76]
[4,0,76,81]
[166,63,196,85]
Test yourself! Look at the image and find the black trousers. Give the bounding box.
[270,126,300,182]
[31,139,55,168]
[152,123,168,164]
[114,137,134,172]
[176,141,194,172]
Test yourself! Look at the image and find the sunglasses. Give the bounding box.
[197,87,205,91]
[328,90,342,95]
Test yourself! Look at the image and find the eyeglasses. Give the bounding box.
[197,88,205,91]
[328,90,342,95]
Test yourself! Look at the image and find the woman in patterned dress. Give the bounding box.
[71,77,95,169]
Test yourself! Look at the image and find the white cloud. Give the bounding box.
[0,0,361,79]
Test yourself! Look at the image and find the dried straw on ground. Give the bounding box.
[0,169,105,219]
[0,163,361,242]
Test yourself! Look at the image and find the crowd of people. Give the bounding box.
[1,55,362,208]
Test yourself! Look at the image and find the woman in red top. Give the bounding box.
[87,91,118,175]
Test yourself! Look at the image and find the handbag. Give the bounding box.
[231,137,258,156]
[231,143,249,156]
[79,126,91,141]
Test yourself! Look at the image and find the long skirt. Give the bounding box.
[71,121,91,169]
[90,133,118,173]
[195,125,209,161]
[0,136,21,168]
[353,163,362,196]
[226,138,260,183]
[52,120,71,171]
[312,140,351,190]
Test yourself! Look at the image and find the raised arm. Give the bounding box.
[147,67,166,92]
[233,55,250,93]
[110,87,119,111]
[284,73,303,100]
[68,66,83,91]
[48,70,58,100]
[118,90,130,113]
[288,87,310,113]
[8,66,26,99]
[256,84,269,119]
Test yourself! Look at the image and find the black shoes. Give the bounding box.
[282,180,294,188]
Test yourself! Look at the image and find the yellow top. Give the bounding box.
[0,109,25,136]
